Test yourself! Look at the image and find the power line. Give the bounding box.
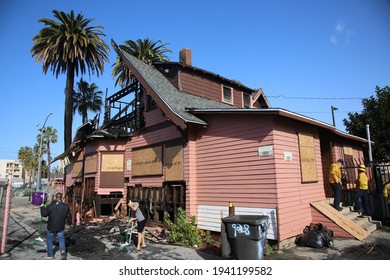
[267,95,364,100]
[297,111,362,114]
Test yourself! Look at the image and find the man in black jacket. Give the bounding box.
[40,192,72,259]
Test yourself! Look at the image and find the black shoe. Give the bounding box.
[352,209,362,213]
[61,252,67,260]
[336,207,343,211]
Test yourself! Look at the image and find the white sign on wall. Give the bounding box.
[126,160,132,171]
[284,151,293,161]
[258,145,273,157]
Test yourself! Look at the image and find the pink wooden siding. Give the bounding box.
[273,118,326,241]
[190,114,277,213]
[180,72,220,100]
[144,107,166,127]
[180,72,246,108]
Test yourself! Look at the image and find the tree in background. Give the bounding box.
[41,126,58,182]
[343,85,390,161]
[18,146,34,186]
[18,146,37,200]
[73,78,103,124]
[112,38,172,88]
[31,10,109,151]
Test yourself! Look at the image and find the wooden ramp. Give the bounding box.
[311,200,369,241]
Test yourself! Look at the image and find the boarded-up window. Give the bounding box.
[85,154,97,173]
[100,153,124,187]
[72,161,83,178]
[165,145,184,181]
[132,146,163,176]
[101,154,124,172]
[298,133,318,183]
[343,146,356,184]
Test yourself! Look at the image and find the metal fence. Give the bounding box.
[340,161,390,223]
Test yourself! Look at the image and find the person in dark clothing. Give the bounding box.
[40,192,72,259]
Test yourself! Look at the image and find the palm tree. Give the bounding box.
[112,38,172,88]
[73,78,103,124]
[43,126,58,182]
[18,146,33,186]
[18,146,37,201]
[31,10,109,151]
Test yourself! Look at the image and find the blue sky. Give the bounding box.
[0,0,389,164]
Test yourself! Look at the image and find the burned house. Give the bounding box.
[57,39,378,245]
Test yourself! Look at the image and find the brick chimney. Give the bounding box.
[179,48,192,66]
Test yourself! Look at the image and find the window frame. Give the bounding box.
[222,85,233,105]
[242,92,252,108]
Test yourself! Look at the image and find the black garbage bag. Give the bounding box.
[295,223,334,248]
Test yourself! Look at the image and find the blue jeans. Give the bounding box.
[46,230,66,257]
[353,189,371,215]
[331,182,342,209]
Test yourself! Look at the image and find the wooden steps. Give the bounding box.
[325,197,382,235]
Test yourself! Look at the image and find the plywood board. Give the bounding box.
[101,154,124,172]
[72,161,83,178]
[85,154,97,173]
[343,146,353,156]
[311,200,368,240]
[165,145,183,181]
[298,133,318,182]
[132,146,162,176]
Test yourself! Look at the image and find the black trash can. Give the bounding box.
[222,215,269,260]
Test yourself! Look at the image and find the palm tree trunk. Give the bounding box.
[65,66,75,151]
[83,110,88,124]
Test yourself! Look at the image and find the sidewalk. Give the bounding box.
[2,196,390,260]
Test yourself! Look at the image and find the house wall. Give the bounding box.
[124,121,183,187]
[189,114,279,239]
[180,71,250,108]
[190,114,331,242]
[65,139,126,196]
[65,150,84,187]
[144,106,165,127]
[94,139,126,195]
[272,117,326,241]
[321,135,366,196]
[193,114,276,206]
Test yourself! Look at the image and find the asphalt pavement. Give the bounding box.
[1,195,390,260]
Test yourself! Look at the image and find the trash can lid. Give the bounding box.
[222,215,269,225]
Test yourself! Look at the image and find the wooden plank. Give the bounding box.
[310,200,368,240]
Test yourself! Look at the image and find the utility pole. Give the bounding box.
[0,178,12,257]
[36,113,53,192]
[331,106,338,127]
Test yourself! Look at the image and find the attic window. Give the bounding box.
[222,85,233,104]
[243,93,251,108]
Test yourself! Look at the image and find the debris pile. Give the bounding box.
[64,217,171,259]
